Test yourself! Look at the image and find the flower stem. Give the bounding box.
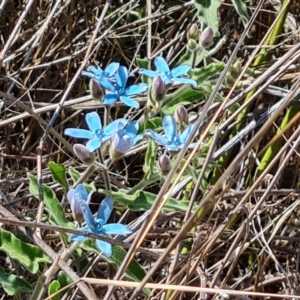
[97,148,111,191]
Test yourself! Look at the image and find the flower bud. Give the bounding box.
[230,60,242,79]
[110,131,133,160]
[89,78,103,99]
[158,154,171,175]
[174,105,189,126]
[73,144,95,165]
[200,27,214,49]
[187,39,199,52]
[152,76,165,101]
[187,23,199,41]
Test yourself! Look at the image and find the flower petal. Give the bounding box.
[112,133,133,153]
[89,65,104,76]
[96,240,112,257]
[133,134,143,145]
[120,95,140,109]
[116,66,128,88]
[86,112,102,132]
[70,226,93,242]
[86,137,101,152]
[163,115,177,141]
[144,129,170,146]
[81,71,95,79]
[103,223,132,235]
[171,65,190,77]
[103,93,118,105]
[64,128,94,139]
[179,124,195,144]
[172,77,197,87]
[97,197,113,225]
[125,83,148,96]
[155,56,170,73]
[103,118,127,139]
[123,120,139,138]
[98,77,116,91]
[105,62,120,76]
[80,202,97,231]
[138,69,160,78]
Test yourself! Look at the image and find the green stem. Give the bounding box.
[130,174,161,194]
[97,148,111,191]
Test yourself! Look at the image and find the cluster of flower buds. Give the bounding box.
[224,59,243,89]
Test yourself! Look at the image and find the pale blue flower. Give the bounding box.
[103,66,148,109]
[145,115,196,152]
[67,184,92,221]
[70,197,132,257]
[82,62,119,90]
[111,121,143,154]
[64,112,127,152]
[139,56,197,87]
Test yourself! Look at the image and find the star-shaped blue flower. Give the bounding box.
[82,62,119,90]
[103,66,148,109]
[67,184,92,222]
[145,115,196,152]
[139,56,197,87]
[70,197,132,257]
[64,112,127,152]
[111,120,143,154]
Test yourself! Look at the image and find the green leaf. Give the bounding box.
[0,266,32,295]
[48,281,61,300]
[100,189,197,212]
[177,48,209,66]
[0,228,51,274]
[28,174,75,231]
[143,140,157,178]
[139,117,162,132]
[194,0,221,37]
[136,57,151,83]
[162,86,207,115]
[191,62,224,82]
[68,167,80,182]
[48,161,69,190]
[83,240,151,296]
[230,0,250,36]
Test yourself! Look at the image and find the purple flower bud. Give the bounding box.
[174,105,189,126]
[187,23,199,41]
[152,76,165,101]
[200,27,214,49]
[158,154,171,175]
[89,78,103,99]
[73,144,95,165]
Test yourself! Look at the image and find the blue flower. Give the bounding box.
[111,121,143,155]
[82,62,119,90]
[67,184,92,222]
[145,115,196,152]
[70,197,132,257]
[103,66,148,109]
[139,56,197,87]
[64,112,127,152]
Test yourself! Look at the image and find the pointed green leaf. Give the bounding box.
[136,57,151,83]
[139,117,162,132]
[0,228,51,274]
[48,161,69,190]
[68,167,80,182]
[28,174,75,231]
[177,48,208,66]
[194,0,221,37]
[190,62,224,82]
[143,140,157,178]
[100,189,197,212]
[0,266,32,295]
[48,281,61,300]
[230,0,250,35]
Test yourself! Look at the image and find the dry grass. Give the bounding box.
[1,0,300,299]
